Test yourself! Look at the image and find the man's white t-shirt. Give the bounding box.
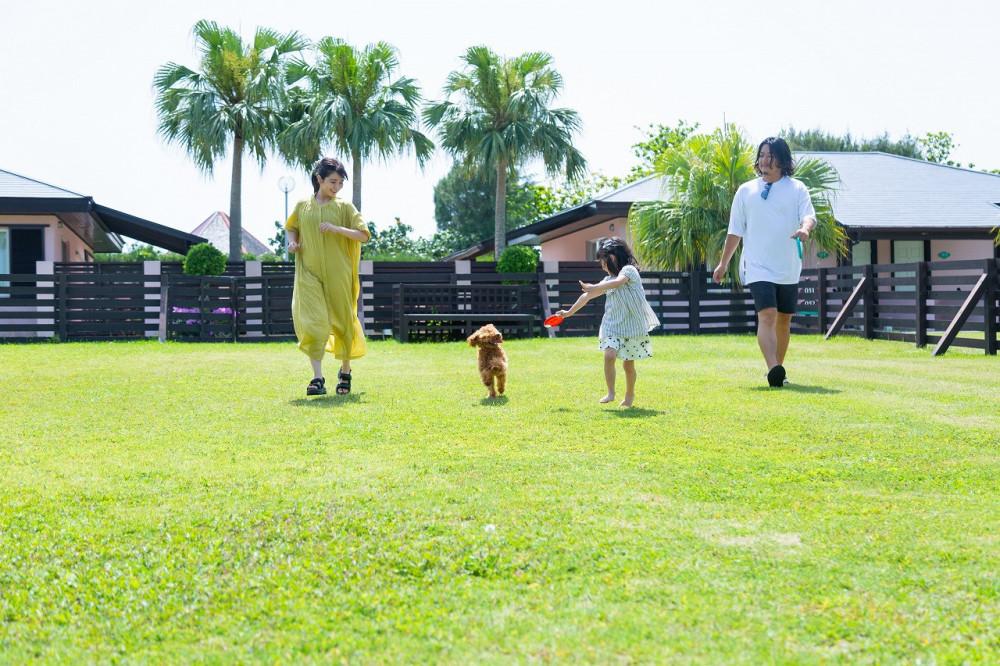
[728,176,816,285]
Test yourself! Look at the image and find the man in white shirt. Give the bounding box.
[713,137,816,388]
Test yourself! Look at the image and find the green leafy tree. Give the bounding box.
[530,172,631,217]
[268,220,286,256]
[630,120,701,179]
[279,38,433,212]
[782,126,922,158]
[361,219,465,261]
[629,126,847,285]
[433,165,548,247]
[95,243,184,263]
[918,131,960,165]
[153,20,306,261]
[424,46,586,257]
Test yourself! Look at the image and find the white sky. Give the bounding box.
[2,0,998,247]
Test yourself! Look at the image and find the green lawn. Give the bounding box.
[2,335,999,664]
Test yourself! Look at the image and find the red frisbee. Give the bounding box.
[544,315,564,328]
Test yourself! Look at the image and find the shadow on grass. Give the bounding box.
[607,407,663,418]
[478,395,509,406]
[749,384,841,394]
[289,392,364,407]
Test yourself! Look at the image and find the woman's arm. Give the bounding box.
[287,229,300,253]
[319,222,370,243]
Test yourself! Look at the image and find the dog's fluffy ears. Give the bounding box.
[467,323,500,346]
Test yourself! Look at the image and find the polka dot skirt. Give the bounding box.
[598,333,653,360]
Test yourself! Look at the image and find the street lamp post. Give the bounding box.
[277,176,295,261]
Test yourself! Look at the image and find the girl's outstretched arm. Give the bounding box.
[556,288,596,319]
[582,274,628,293]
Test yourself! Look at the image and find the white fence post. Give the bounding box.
[360,259,376,335]
[245,261,263,338]
[36,260,55,339]
[144,260,161,338]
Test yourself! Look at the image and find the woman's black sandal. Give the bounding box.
[336,369,352,395]
[307,377,326,396]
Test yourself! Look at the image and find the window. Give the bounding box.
[586,237,608,262]
[851,240,871,266]
[892,240,924,293]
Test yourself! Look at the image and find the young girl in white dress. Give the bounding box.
[556,238,660,407]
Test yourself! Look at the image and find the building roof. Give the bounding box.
[0,168,206,253]
[796,151,1000,232]
[191,211,271,257]
[450,152,1000,258]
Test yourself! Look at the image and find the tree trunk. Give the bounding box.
[228,135,244,262]
[494,158,507,258]
[352,152,363,212]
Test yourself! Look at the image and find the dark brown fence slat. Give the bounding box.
[932,273,989,356]
[825,273,870,340]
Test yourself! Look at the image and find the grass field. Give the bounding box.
[2,335,999,664]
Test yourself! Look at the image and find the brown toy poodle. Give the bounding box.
[467,323,508,398]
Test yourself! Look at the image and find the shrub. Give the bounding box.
[497,246,538,284]
[183,243,227,276]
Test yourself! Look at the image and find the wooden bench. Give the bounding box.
[392,283,536,342]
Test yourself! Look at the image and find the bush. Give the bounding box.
[183,243,227,276]
[497,246,538,284]
[95,243,184,263]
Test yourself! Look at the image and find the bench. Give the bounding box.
[392,283,536,342]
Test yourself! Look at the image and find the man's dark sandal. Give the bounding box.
[336,370,352,395]
[307,377,326,396]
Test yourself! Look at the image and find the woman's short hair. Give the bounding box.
[311,157,349,192]
[754,137,795,177]
[595,237,638,277]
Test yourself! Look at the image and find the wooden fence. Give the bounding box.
[1,259,997,354]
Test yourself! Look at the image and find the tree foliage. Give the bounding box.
[362,219,464,261]
[424,46,586,256]
[153,21,306,261]
[95,244,185,263]
[279,38,433,211]
[782,126,922,158]
[432,165,556,247]
[630,120,701,179]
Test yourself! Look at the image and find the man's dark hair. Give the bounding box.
[754,137,796,177]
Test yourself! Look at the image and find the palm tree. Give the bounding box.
[279,38,433,212]
[153,21,306,261]
[629,126,847,284]
[424,46,586,256]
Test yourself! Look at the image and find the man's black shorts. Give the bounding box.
[747,281,799,314]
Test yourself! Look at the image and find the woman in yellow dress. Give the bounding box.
[286,158,370,396]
